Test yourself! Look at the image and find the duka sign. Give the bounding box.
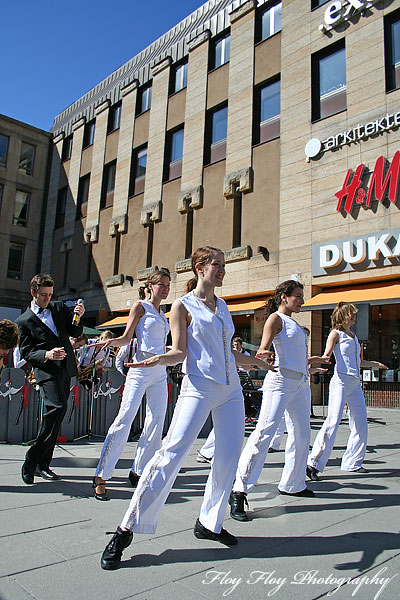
[335,151,400,214]
[318,1,380,33]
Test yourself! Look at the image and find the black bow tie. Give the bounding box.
[38,307,46,314]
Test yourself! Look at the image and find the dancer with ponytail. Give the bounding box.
[307,302,387,480]
[92,268,171,500]
[229,280,328,522]
[100,246,274,570]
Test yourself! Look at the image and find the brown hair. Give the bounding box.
[265,280,304,318]
[330,302,358,331]
[185,246,224,293]
[30,274,54,293]
[0,319,19,350]
[138,268,171,300]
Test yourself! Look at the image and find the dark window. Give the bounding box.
[61,135,73,161]
[108,103,122,133]
[0,135,9,168]
[77,174,90,218]
[205,105,228,164]
[101,161,116,209]
[0,184,3,212]
[173,61,188,93]
[211,33,230,70]
[165,128,184,180]
[385,10,400,92]
[13,190,30,226]
[258,2,282,42]
[137,84,152,114]
[7,242,24,280]
[130,146,147,195]
[311,0,330,9]
[255,79,280,144]
[19,142,35,175]
[312,42,346,121]
[83,120,96,148]
[55,187,67,229]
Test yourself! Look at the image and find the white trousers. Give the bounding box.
[95,365,167,480]
[199,412,287,458]
[233,370,311,494]
[120,374,244,534]
[308,372,367,472]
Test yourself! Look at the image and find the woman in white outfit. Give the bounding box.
[92,268,171,500]
[229,280,328,522]
[307,302,387,480]
[100,246,273,570]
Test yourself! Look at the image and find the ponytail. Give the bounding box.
[265,279,304,318]
[138,267,171,300]
[185,245,223,293]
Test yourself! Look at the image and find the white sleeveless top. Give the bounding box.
[134,300,169,360]
[332,329,360,378]
[180,291,238,385]
[272,312,308,377]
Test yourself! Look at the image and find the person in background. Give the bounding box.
[0,320,19,368]
[307,302,387,481]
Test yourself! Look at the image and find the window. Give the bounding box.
[205,105,228,164]
[0,184,3,212]
[108,103,122,133]
[130,146,147,195]
[101,161,116,209]
[83,120,96,148]
[61,135,73,161]
[385,10,400,92]
[212,33,230,70]
[311,0,330,9]
[13,190,30,226]
[18,142,36,175]
[7,242,24,280]
[173,61,188,93]
[0,135,9,168]
[165,128,184,180]
[137,84,152,114]
[255,79,280,144]
[77,174,90,218]
[312,42,346,121]
[259,2,282,42]
[55,187,67,229]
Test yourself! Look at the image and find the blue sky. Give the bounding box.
[2,0,207,132]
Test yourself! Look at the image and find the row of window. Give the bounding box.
[0,184,32,227]
[0,135,36,175]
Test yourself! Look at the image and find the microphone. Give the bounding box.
[72,299,84,325]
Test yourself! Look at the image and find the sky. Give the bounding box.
[1,0,209,132]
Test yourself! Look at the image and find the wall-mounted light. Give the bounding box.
[257,246,269,260]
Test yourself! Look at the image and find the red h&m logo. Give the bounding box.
[335,151,400,214]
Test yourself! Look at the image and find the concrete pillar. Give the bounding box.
[64,117,85,239]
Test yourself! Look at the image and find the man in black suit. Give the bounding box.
[16,274,85,484]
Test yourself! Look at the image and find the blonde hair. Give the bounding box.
[185,246,224,293]
[99,330,114,342]
[331,302,358,330]
[138,268,171,300]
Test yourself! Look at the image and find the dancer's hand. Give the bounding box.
[125,355,162,368]
[308,355,331,365]
[309,367,328,374]
[255,349,274,362]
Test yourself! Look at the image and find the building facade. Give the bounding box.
[45,0,400,404]
[0,114,51,319]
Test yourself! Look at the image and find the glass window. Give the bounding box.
[0,134,9,168]
[213,34,230,69]
[312,43,346,121]
[7,242,24,280]
[130,147,147,195]
[260,2,282,41]
[101,162,116,209]
[13,190,30,226]
[258,79,280,143]
[55,187,67,229]
[311,0,330,8]
[108,104,122,133]
[77,174,90,219]
[83,120,96,147]
[166,128,184,180]
[385,11,400,92]
[0,184,3,212]
[174,61,188,93]
[138,84,152,114]
[206,105,228,164]
[61,135,73,161]
[18,142,36,175]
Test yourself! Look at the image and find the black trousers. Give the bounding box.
[25,370,71,469]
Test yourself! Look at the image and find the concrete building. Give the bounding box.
[45,0,400,405]
[0,114,51,319]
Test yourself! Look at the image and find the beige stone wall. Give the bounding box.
[41,135,64,273]
[86,100,110,233]
[64,118,85,240]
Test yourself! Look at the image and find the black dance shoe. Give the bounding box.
[92,477,110,501]
[194,518,238,546]
[279,487,315,497]
[35,468,60,480]
[21,461,35,485]
[128,471,140,487]
[101,527,133,570]
[229,491,249,521]
[306,465,320,481]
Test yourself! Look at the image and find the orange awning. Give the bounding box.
[302,282,400,311]
[98,315,129,329]
[226,299,266,314]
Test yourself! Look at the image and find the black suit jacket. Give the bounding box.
[16,301,83,384]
